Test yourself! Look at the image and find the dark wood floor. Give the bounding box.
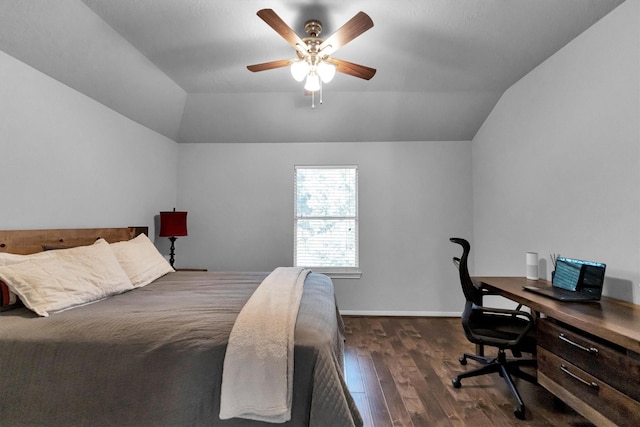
[342,316,594,427]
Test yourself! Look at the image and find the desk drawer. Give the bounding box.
[537,318,640,401]
[538,347,640,426]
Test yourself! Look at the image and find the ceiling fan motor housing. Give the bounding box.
[304,20,322,37]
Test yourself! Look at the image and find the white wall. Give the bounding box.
[177,141,473,314]
[472,0,640,303]
[0,50,178,236]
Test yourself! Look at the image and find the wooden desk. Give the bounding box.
[475,277,640,427]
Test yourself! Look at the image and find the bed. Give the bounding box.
[0,227,362,426]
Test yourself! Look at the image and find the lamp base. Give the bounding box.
[168,236,177,268]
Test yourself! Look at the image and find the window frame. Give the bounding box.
[293,165,361,279]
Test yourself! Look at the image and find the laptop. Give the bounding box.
[523,256,606,302]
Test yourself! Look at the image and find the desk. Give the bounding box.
[475,277,640,427]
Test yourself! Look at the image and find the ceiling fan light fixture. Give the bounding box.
[317,61,336,83]
[290,60,309,82]
[248,9,375,107]
[304,73,320,92]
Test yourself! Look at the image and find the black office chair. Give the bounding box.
[450,237,537,420]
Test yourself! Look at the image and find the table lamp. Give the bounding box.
[159,209,188,268]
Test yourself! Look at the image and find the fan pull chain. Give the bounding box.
[310,82,323,109]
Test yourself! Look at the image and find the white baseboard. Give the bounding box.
[340,310,461,317]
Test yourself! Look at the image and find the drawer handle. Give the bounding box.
[559,333,599,356]
[560,364,599,390]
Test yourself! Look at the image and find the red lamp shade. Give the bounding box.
[159,211,188,237]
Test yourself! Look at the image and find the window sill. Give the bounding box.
[311,269,362,279]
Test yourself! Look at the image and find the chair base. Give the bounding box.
[452,349,537,420]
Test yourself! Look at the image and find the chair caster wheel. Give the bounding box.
[458,356,467,365]
[514,407,525,420]
[452,378,461,388]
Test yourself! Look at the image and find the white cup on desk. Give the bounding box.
[526,252,539,280]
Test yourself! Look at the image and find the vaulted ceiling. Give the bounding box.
[0,0,625,142]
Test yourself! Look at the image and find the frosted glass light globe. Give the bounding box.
[304,74,320,92]
[317,61,336,83]
[290,60,309,82]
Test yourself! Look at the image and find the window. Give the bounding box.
[294,166,360,278]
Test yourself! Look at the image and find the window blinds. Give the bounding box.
[294,166,358,269]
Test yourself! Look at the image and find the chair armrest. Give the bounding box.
[474,305,534,322]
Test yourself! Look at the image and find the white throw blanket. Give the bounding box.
[219,267,310,422]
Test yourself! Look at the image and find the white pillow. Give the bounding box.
[0,252,28,266]
[110,233,174,288]
[0,239,133,317]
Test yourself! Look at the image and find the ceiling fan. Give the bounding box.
[247,9,376,105]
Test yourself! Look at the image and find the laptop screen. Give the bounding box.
[553,257,606,296]
[553,258,582,291]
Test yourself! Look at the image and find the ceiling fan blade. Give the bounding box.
[247,59,294,72]
[318,12,373,56]
[257,9,307,50]
[327,58,376,80]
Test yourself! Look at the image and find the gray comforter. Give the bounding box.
[0,271,362,426]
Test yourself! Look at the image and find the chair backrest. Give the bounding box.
[450,238,483,305]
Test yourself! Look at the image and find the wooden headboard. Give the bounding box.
[0,227,148,255]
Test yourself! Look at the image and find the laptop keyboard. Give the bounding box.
[553,287,580,298]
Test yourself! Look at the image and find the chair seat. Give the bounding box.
[467,312,537,353]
